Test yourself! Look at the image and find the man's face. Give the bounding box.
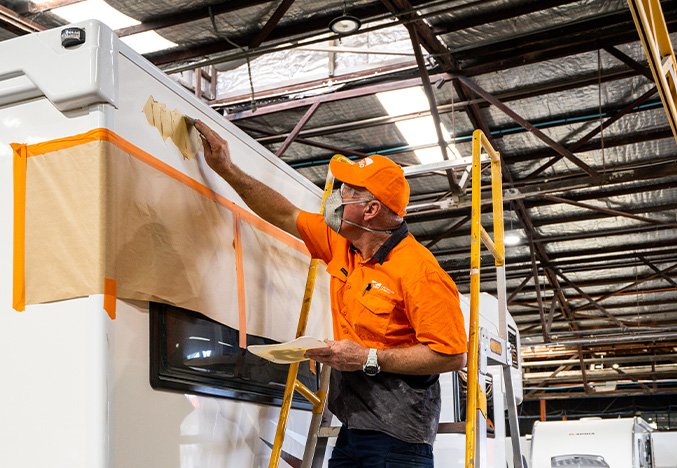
[339,184,373,231]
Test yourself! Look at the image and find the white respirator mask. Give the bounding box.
[323,190,393,234]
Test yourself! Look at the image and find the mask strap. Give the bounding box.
[342,219,393,234]
[338,196,394,234]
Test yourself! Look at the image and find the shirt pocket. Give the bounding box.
[355,290,396,341]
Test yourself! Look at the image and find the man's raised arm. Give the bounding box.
[196,120,301,238]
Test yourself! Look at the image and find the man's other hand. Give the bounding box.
[305,339,369,372]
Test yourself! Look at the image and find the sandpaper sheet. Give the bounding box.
[248,336,329,364]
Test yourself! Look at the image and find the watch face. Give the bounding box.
[364,365,379,376]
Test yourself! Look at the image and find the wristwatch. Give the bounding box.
[363,348,380,376]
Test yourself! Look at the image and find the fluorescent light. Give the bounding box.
[377,86,429,115]
[52,0,139,30]
[122,31,177,54]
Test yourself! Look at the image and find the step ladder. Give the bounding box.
[268,132,525,468]
[465,129,524,468]
[267,154,348,468]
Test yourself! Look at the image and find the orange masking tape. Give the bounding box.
[103,278,117,320]
[11,143,27,312]
[233,213,247,349]
[20,128,309,256]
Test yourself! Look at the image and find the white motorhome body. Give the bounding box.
[0,21,522,468]
[530,417,654,468]
[651,432,677,468]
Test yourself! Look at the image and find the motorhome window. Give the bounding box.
[455,370,495,435]
[150,302,319,410]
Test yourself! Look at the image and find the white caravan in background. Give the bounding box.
[0,20,522,468]
[530,417,654,468]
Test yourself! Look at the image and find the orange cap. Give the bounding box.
[330,155,410,216]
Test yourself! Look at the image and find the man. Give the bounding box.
[195,120,467,468]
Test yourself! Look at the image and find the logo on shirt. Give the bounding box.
[359,157,374,168]
[370,280,394,295]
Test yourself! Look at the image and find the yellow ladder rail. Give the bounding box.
[465,129,504,468]
[628,0,677,143]
[268,154,353,468]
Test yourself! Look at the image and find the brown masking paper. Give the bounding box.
[23,137,333,341]
[25,140,239,327]
[143,96,202,160]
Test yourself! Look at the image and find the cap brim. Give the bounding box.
[329,159,364,187]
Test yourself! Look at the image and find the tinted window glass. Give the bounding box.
[150,302,319,410]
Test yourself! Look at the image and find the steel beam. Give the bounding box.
[639,255,677,288]
[250,0,297,50]
[524,86,658,179]
[454,75,601,179]
[459,8,677,76]
[430,0,581,35]
[406,25,461,195]
[236,122,370,158]
[507,275,534,304]
[554,270,624,326]
[538,194,677,227]
[424,216,470,249]
[24,0,84,14]
[223,66,638,121]
[570,262,677,314]
[603,45,654,81]
[115,0,275,37]
[275,101,319,157]
[0,4,45,35]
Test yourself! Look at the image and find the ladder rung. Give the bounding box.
[661,55,674,76]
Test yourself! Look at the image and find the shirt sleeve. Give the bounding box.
[404,271,468,355]
[296,211,335,264]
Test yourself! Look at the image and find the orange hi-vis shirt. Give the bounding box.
[296,211,467,355]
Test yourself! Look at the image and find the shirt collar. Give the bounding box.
[369,222,409,265]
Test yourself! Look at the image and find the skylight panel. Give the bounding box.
[377,86,461,164]
[376,86,429,116]
[121,31,177,54]
[51,0,139,30]
[51,0,176,54]
[395,116,443,146]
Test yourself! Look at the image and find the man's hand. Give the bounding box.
[305,339,369,372]
[192,119,302,237]
[307,340,467,375]
[195,120,232,176]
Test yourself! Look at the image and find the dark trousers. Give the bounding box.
[328,426,434,468]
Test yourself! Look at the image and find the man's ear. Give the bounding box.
[363,200,382,221]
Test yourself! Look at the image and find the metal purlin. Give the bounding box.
[465,129,506,468]
[268,154,353,468]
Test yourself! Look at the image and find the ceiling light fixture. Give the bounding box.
[504,232,521,246]
[329,1,361,35]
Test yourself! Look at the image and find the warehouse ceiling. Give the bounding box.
[3,0,677,401]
